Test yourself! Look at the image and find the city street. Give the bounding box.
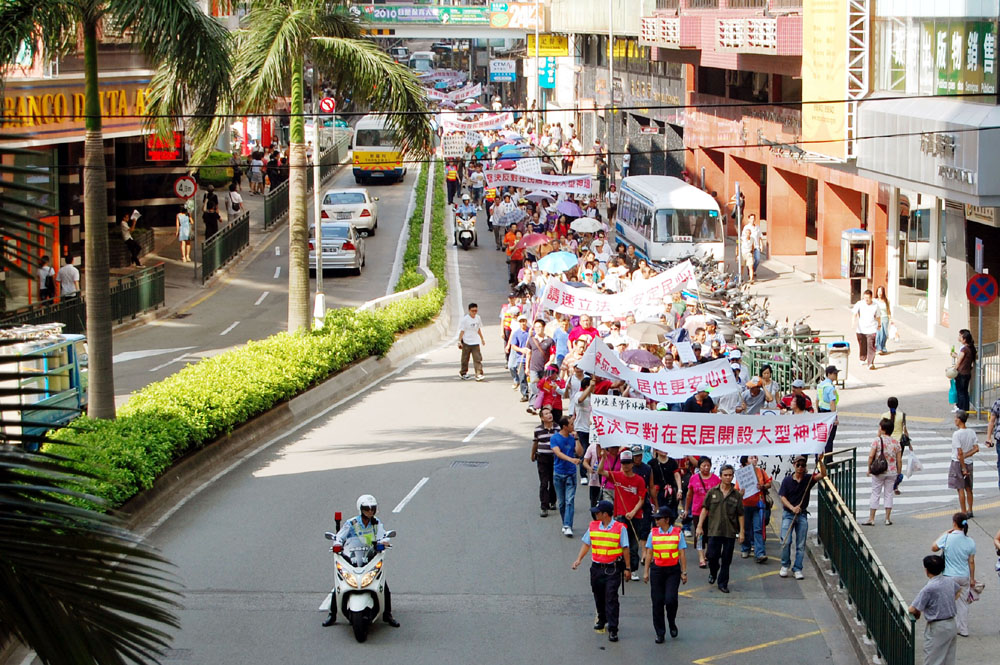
[143,236,857,665]
[110,165,418,405]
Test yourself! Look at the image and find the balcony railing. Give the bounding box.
[726,0,768,7]
[687,0,719,8]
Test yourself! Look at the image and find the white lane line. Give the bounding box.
[254,291,269,306]
[273,266,281,279]
[392,477,430,514]
[462,416,494,443]
[219,321,240,336]
[275,246,281,256]
[148,354,191,373]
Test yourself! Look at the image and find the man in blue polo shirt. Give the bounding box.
[550,416,583,537]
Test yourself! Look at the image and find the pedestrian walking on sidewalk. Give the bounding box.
[697,465,744,593]
[531,406,558,518]
[457,302,485,381]
[817,365,840,457]
[948,412,979,516]
[175,206,193,263]
[226,183,244,223]
[931,512,977,637]
[852,289,880,370]
[874,285,892,354]
[778,456,826,579]
[882,397,912,495]
[644,506,687,642]
[986,396,1000,489]
[120,213,142,267]
[908,554,960,665]
[951,330,976,414]
[863,418,902,526]
[572,500,630,643]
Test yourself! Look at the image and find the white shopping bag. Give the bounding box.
[889,323,900,343]
[905,450,924,478]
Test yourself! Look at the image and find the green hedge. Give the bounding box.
[428,160,447,289]
[48,296,443,509]
[197,151,234,187]
[394,164,430,292]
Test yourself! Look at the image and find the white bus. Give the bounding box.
[614,175,724,264]
[351,114,406,184]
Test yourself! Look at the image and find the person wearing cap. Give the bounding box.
[682,383,717,414]
[696,464,744,593]
[778,456,827,579]
[817,365,841,456]
[643,506,687,642]
[727,348,751,378]
[629,445,654,564]
[736,377,767,415]
[571,499,630,643]
[705,320,726,348]
[597,448,648,582]
[780,379,814,412]
[453,193,477,245]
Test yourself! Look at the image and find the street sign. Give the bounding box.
[319,97,336,113]
[639,126,660,135]
[975,237,983,273]
[966,273,998,307]
[174,175,197,200]
[538,56,555,89]
[489,59,516,83]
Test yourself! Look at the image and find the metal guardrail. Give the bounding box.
[263,179,289,231]
[202,211,250,283]
[974,341,998,417]
[262,137,351,230]
[739,334,844,388]
[824,446,856,514]
[0,265,166,334]
[817,452,915,665]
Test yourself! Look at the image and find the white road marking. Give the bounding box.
[254,291,269,306]
[219,321,240,336]
[275,246,281,256]
[462,416,494,443]
[274,266,281,279]
[392,477,430,514]
[113,346,195,364]
[148,354,191,373]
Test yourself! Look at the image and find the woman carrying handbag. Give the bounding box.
[882,397,913,495]
[864,418,903,526]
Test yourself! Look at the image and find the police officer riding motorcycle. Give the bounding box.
[454,194,478,249]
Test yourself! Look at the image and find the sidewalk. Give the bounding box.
[750,258,999,664]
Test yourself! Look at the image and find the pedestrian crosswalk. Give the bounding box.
[833,423,999,513]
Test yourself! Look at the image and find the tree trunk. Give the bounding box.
[286,59,310,332]
[82,18,116,419]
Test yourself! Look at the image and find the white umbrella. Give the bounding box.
[570,217,603,233]
[525,190,556,203]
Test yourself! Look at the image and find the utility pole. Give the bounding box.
[311,64,325,328]
[535,0,541,122]
[608,0,615,186]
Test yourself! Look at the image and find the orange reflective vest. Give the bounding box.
[485,187,498,201]
[649,526,682,567]
[446,166,459,181]
[589,520,624,563]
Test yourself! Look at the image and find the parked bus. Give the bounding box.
[615,176,724,264]
[351,114,407,185]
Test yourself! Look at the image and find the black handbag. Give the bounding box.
[899,413,912,448]
[869,436,888,476]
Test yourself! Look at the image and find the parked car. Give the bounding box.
[320,188,379,234]
[309,222,366,276]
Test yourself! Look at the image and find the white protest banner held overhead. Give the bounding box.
[426,83,483,103]
[483,170,593,195]
[589,394,646,446]
[578,339,738,403]
[591,406,837,457]
[514,157,543,174]
[441,134,467,158]
[539,260,696,316]
[441,112,514,132]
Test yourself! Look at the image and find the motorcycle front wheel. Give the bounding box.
[350,611,370,643]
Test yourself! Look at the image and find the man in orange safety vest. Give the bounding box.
[572,499,631,642]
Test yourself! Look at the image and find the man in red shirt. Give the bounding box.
[598,448,647,581]
[779,379,814,412]
[569,314,600,345]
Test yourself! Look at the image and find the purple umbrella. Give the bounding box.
[556,200,584,218]
[621,349,663,369]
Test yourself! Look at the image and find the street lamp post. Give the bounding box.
[311,65,325,328]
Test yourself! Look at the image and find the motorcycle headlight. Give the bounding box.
[336,563,359,589]
[359,570,378,587]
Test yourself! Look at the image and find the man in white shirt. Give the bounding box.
[741,214,763,283]
[948,411,979,516]
[457,302,486,381]
[852,289,880,370]
[56,254,80,298]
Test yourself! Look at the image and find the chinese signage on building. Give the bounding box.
[538,57,556,89]
[802,0,848,161]
[527,34,570,57]
[146,131,183,161]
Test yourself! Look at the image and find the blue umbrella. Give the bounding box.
[537,251,579,274]
[497,143,522,154]
[488,140,506,150]
[434,81,449,89]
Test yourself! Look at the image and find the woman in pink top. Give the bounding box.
[863,418,903,526]
[682,456,720,568]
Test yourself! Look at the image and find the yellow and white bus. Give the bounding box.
[352,114,407,185]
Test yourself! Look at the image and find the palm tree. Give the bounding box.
[0,0,232,420]
[235,0,433,332]
[0,141,180,664]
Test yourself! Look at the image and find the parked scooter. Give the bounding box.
[322,517,396,643]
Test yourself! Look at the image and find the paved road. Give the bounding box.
[110,165,417,405]
[144,221,858,665]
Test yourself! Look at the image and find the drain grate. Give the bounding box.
[450,460,489,469]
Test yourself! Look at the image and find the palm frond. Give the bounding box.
[0,0,78,80]
[111,0,233,162]
[310,36,433,157]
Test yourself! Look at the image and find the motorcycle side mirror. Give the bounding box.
[324,531,336,541]
[384,530,397,539]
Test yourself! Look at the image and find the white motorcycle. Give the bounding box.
[455,210,478,250]
[321,528,395,642]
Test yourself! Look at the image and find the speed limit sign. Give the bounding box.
[319,97,336,113]
[174,175,197,200]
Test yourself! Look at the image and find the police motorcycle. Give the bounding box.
[321,497,396,643]
[454,195,478,250]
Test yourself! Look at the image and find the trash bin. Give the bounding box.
[827,341,850,385]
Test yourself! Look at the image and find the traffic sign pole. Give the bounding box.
[966,272,997,420]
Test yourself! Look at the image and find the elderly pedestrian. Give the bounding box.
[682,456,719,569]
[908,555,960,665]
[863,417,902,526]
[779,456,826,579]
[738,456,772,563]
[931,512,977,637]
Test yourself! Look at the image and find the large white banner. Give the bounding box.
[420,70,467,83]
[578,339,739,403]
[426,83,483,103]
[441,112,514,132]
[539,260,696,314]
[591,406,837,457]
[514,157,543,174]
[483,170,593,194]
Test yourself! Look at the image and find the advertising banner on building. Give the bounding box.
[489,59,517,83]
[483,169,592,194]
[802,0,847,160]
[590,406,837,457]
[527,34,570,57]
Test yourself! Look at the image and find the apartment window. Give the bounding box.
[727,0,767,8]
[697,66,727,97]
[655,0,680,8]
[687,0,719,8]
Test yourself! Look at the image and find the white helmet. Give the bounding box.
[462,193,470,201]
[356,494,378,515]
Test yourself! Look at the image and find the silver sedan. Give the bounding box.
[308,222,366,276]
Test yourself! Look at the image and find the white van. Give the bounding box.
[408,51,436,73]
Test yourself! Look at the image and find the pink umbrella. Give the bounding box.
[496,159,517,170]
[513,233,551,251]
